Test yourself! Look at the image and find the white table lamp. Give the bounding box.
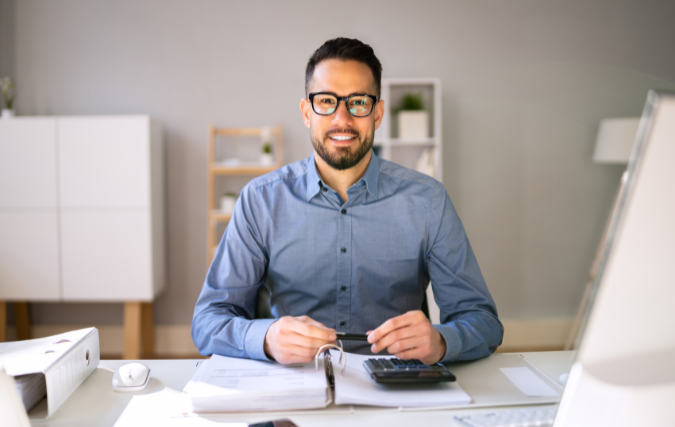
[592,118,640,163]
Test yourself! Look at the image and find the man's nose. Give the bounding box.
[331,99,354,127]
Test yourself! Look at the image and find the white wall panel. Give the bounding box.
[61,210,153,301]
[0,118,57,208]
[0,211,60,300]
[58,117,150,208]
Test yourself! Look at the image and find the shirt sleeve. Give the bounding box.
[191,184,274,360]
[425,182,504,363]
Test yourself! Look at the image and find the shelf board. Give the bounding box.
[211,164,278,175]
[391,138,436,145]
[375,138,437,147]
[210,210,232,222]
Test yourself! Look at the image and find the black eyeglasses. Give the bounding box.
[308,92,378,117]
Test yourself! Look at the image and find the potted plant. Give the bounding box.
[1,77,15,119]
[397,93,429,140]
[260,127,275,165]
[220,192,238,214]
[260,142,274,166]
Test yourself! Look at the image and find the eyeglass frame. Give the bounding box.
[308,92,379,117]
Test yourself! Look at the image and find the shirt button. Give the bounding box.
[340,286,346,291]
[340,247,346,253]
[340,321,346,327]
[341,209,347,215]
[322,187,327,192]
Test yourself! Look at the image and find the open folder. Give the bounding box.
[183,350,471,412]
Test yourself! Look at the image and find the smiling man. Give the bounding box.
[192,38,503,365]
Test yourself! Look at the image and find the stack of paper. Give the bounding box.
[332,350,472,408]
[13,373,47,411]
[183,355,330,412]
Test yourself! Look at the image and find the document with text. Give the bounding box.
[183,354,330,412]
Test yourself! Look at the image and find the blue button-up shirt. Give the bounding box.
[192,153,503,363]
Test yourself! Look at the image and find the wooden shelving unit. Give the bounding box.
[207,124,283,268]
[374,78,442,182]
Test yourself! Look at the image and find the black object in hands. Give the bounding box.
[335,332,368,341]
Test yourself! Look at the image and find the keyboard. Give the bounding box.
[363,358,456,384]
[455,406,557,427]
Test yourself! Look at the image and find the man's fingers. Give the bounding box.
[367,310,425,344]
[370,324,422,353]
[296,316,334,332]
[283,316,335,341]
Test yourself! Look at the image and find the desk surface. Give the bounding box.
[32,351,575,427]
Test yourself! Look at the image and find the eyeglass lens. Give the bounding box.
[312,94,374,117]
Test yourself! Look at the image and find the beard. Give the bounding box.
[311,127,374,171]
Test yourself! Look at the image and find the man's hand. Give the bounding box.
[264,316,336,364]
[367,310,447,365]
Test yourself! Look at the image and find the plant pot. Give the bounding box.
[260,153,274,166]
[1,109,15,119]
[220,195,237,214]
[397,111,429,140]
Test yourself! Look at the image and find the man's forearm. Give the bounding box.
[191,306,275,360]
[435,311,504,363]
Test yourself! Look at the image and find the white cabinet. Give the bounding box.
[0,211,60,301]
[58,117,151,208]
[0,116,164,357]
[0,118,58,208]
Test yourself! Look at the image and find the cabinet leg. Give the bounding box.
[123,302,142,360]
[141,302,155,358]
[0,301,6,342]
[14,302,31,340]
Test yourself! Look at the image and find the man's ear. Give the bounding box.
[300,98,311,129]
[373,99,385,131]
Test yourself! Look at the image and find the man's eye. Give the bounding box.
[319,98,336,105]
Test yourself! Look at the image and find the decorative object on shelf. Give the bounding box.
[1,76,15,119]
[397,93,429,140]
[415,148,435,178]
[220,192,238,214]
[260,126,275,165]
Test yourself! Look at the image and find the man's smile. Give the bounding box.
[329,134,357,145]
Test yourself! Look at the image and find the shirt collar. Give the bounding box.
[304,151,380,201]
[305,155,323,201]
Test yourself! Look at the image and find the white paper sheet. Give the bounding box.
[500,367,558,397]
[332,350,472,407]
[113,388,247,426]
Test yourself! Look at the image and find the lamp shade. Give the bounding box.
[593,118,640,163]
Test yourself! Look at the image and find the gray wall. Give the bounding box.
[3,0,675,326]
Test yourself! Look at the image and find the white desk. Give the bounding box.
[31,351,575,427]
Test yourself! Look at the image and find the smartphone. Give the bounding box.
[249,420,299,427]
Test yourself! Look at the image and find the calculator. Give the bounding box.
[363,358,457,384]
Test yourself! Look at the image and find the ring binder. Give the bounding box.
[314,341,345,379]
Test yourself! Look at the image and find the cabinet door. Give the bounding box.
[0,118,58,208]
[58,117,150,208]
[60,210,153,301]
[0,211,60,300]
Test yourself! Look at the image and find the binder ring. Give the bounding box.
[314,341,346,376]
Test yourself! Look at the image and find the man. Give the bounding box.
[192,38,503,365]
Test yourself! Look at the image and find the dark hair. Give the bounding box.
[305,38,382,98]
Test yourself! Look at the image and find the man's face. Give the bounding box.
[301,59,384,171]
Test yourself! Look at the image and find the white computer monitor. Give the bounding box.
[553,90,675,426]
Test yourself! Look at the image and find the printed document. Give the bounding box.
[183,355,330,412]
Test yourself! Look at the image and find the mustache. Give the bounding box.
[325,128,359,137]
